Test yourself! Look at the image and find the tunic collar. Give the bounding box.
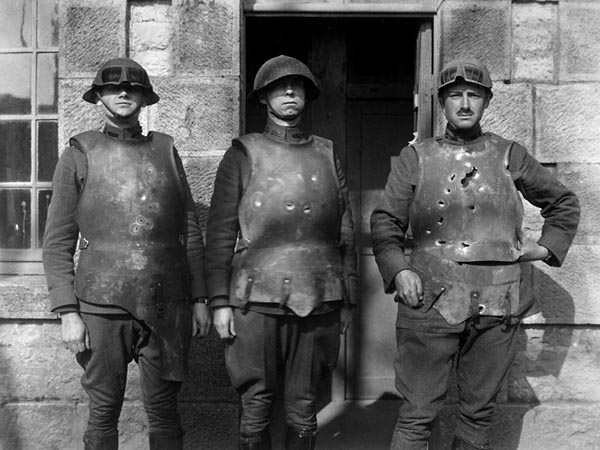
[103,123,144,141]
[443,123,483,144]
[263,120,306,144]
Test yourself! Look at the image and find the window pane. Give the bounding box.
[0,0,33,48]
[0,121,32,182]
[38,189,52,245]
[0,54,32,114]
[38,121,58,181]
[37,53,58,113]
[37,0,58,47]
[0,189,31,249]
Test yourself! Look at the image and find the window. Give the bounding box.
[0,0,58,274]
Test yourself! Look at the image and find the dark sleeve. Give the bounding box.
[174,147,207,299]
[370,145,418,293]
[42,146,85,313]
[333,151,359,306]
[205,144,248,308]
[510,142,580,266]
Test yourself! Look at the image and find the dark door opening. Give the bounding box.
[245,16,430,400]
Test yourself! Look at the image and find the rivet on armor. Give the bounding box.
[140,194,147,201]
[471,291,480,299]
[311,174,319,183]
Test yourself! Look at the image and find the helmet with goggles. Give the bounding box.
[438,59,493,93]
[252,55,320,102]
[83,58,159,105]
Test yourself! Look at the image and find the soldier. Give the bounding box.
[370,59,580,450]
[206,55,358,450]
[42,57,211,450]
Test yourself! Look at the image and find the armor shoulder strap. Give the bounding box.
[69,130,104,153]
[149,131,174,149]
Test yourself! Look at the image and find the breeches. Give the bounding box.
[391,303,519,449]
[225,308,341,435]
[76,313,183,441]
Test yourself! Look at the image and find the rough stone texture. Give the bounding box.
[554,164,600,239]
[174,0,240,75]
[58,79,105,153]
[531,245,600,324]
[150,78,239,156]
[59,1,125,77]
[512,3,557,82]
[0,276,50,319]
[182,156,221,229]
[440,0,511,81]
[535,83,600,163]
[559,2,600,82]
[509,328,600,403]
[481,82,533,151]
[130,3,174,77]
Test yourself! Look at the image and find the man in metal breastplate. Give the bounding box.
[370,59,580,450]
[206,55,358,450]
[42,58,211,450]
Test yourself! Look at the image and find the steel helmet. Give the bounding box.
[438,58,493,92]
[252,55,320,101]
[83,57,159,105]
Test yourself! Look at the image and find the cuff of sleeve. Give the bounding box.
[537,233,567,267]
[49,284,78,313]
[209,296,230,309]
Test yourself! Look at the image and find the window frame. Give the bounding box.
[0,0,58,274]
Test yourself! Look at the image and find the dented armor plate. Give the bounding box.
[410,133,524,262]
[232,133,344,316]
[73,131,188,318]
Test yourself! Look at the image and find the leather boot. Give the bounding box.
[284,426,317,450]
[452,436,493,450]
[83,433,118,450]
[149,432,184,450]
[239,429,272,450]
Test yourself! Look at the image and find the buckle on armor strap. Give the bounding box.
[154,281,166,318]
[79,237,90,250]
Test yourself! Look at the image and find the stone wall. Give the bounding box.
[1,0,599,449]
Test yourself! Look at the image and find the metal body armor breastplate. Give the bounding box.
[408,134,524,324]
[410,133,524,262]
[73,131,188,319]
[231,133,344,316]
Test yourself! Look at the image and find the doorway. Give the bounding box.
[245,16,432,400]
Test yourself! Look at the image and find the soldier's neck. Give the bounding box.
[445,123,483,143]
[263,118,305,144]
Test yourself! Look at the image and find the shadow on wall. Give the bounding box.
[0,343,22,450]
[315,262,575,450]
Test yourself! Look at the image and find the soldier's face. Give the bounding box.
[261,76,306,124]
[441,81,490,131]
[98,84,146,120]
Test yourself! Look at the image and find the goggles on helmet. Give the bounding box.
[100,66,150,87]
[438,60,492,91]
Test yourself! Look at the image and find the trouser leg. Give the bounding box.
[282,309,340,446]
[391,327,459,450]
[77,313,136,449]
[453,317,519,449]
[226,309,276,445]
[137,322,184,449]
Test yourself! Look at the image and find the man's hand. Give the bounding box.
[192,303,212,337]
[213,307,236,339]
[518,240,550,262]
[393,269,423,308]
[339,306,354,334]
[61,312,89,353]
